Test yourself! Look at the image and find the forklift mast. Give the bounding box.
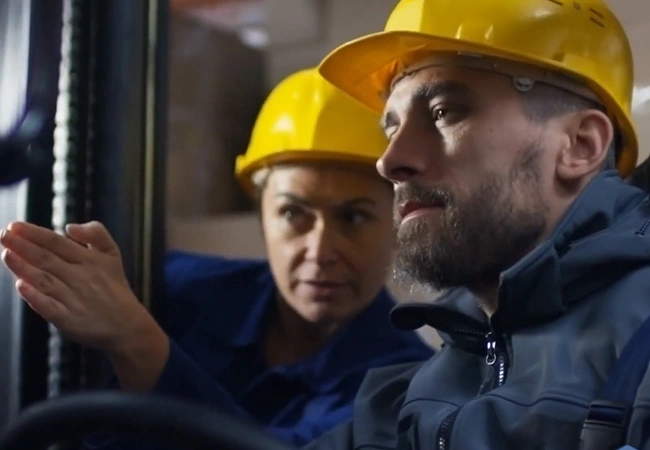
[0,0,169,432]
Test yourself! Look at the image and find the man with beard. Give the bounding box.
[301,0,650,449]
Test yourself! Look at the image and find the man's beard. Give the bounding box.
[393,143,548,292]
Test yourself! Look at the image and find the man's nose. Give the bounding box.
[377,123,435,183]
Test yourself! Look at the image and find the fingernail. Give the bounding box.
[0,229,5,240]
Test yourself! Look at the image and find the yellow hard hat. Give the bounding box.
[234,67,387,195]
[318,0,637,178]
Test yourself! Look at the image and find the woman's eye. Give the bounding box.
[279,205,305,222]
[342,210,372,226]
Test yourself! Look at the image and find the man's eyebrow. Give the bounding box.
[380,81,472,129]
[411,81,472,104]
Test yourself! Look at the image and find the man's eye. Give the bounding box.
[432,107,447,121]
[384,126,397,140]
[430,104,465,126]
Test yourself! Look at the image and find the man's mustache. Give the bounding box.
[394,183,454,207]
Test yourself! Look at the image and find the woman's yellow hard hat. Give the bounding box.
[235,67,387,195]
[318,0,638,178]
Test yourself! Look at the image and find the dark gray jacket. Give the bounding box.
[304,171,650,450]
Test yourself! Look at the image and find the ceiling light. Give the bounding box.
[238,25,269,49]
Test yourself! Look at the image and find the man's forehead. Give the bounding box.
[394,64,503,92]
[384,66,485,109]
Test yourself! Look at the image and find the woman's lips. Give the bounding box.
[298,280,347,298]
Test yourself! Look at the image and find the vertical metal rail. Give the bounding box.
[142,0,168,316]
[49,0,170,402]
[49,0,95,401]
[46,0,168,445]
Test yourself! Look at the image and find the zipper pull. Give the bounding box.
[485,332,496,365]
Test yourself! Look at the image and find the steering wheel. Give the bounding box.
[0,392,297,450]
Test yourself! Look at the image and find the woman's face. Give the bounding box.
[260,163,395,329]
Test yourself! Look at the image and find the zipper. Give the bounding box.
[449,326,485,338]
[485,332,507,388]
[485,332,497,365]
[436,331,508,450]
[436,409,460,450]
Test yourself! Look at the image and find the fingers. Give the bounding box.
[3,222,84,264]
[0,227,79,283]
[16,279,69,323]
[3,247,72,324]
[2,247,73,302]
[66,221,119,256]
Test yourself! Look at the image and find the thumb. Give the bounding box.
[66,221,119,255]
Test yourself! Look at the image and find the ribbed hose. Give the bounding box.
[49,3,95,447]
[50,0,81,401]
[50,0,97,398]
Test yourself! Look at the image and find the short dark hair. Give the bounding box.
[518,83,617,171]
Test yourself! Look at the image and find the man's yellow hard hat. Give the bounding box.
[318,0,638,178]
[234,67,387,195]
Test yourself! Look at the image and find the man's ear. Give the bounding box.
[556,109,614,182]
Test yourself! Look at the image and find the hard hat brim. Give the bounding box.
[318,30,529,113]
[318,30,639,177]
[235,150,383,197]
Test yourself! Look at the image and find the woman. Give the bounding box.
[0,67,433,448]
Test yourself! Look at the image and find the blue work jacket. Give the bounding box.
[85,251,433,449]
